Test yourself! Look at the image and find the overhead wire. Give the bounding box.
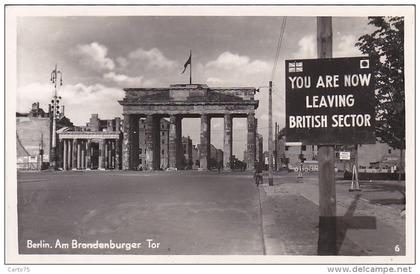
[270,17,288,82]
[268,17,287,134]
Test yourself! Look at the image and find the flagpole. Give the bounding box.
[189,49,192,84]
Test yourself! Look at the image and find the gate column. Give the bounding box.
[223,114,233,171]
[122,114,139,170]
[122,114,131,170]
[111,140,115,169]
[131,116,140,169]
[67,139,72,170]
[63,139,67,170]
[145,115,160,170]
[86,140,91,170]
[247,112,256,171]
[77,141,81,169]
[104,140,109,169]
[72,139,77,170]
[175,116,183,169]
[81,140,85,169]
[98,139,105,170]
[168,115,177,169]
[153,116,161,170]
[115,138,121,170]
[199,114,210,170]
[145,115,153,170]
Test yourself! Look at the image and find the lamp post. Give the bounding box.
[50,64,63,169]
[268,81,274,186]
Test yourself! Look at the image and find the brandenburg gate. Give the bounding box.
[119,84,259,171]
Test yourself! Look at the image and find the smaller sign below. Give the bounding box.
[339,151,351,160]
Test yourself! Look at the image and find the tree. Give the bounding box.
[356,17,405,180]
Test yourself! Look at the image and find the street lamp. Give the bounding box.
[268,81,274,186]
[50,64,63,169]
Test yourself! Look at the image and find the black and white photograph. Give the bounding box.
[4,5,415,265]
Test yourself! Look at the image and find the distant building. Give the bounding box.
[209,144,223,169]
[84,113,121,132]
[182,136,193,169]
[277,134,405,173]
[356,143,404,170]
[16,102,74,170]
[263,151,268,165]
[262,150,279,170]
[209,144,217,168]
[192,144,200,169]
[138,118,170,170]
[275,135,286,170]
[283,142,318,170]
[16,102,49,118]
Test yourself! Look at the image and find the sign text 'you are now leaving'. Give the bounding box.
[285,57,376,145]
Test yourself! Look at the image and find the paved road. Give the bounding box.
[18,171,264,255]
[17,170,406,257]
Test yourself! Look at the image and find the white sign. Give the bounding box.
[339,151,351,160]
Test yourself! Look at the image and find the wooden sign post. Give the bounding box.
[285,17,375,255]
[316,16,337,255]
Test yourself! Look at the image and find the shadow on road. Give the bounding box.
[318,194,377,255]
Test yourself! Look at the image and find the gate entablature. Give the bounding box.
[119,84,258,117]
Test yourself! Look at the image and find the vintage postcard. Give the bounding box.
[4,5,415,264]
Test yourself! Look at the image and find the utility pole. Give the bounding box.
[274,122,278,171]
[268,80,274,186]
[50,64,63,170]
[316,17,337,255]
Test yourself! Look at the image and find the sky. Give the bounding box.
[16,16,373,159]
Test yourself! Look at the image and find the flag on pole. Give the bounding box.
[181,51,191,74]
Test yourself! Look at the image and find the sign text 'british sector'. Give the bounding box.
[285,57,376,145]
